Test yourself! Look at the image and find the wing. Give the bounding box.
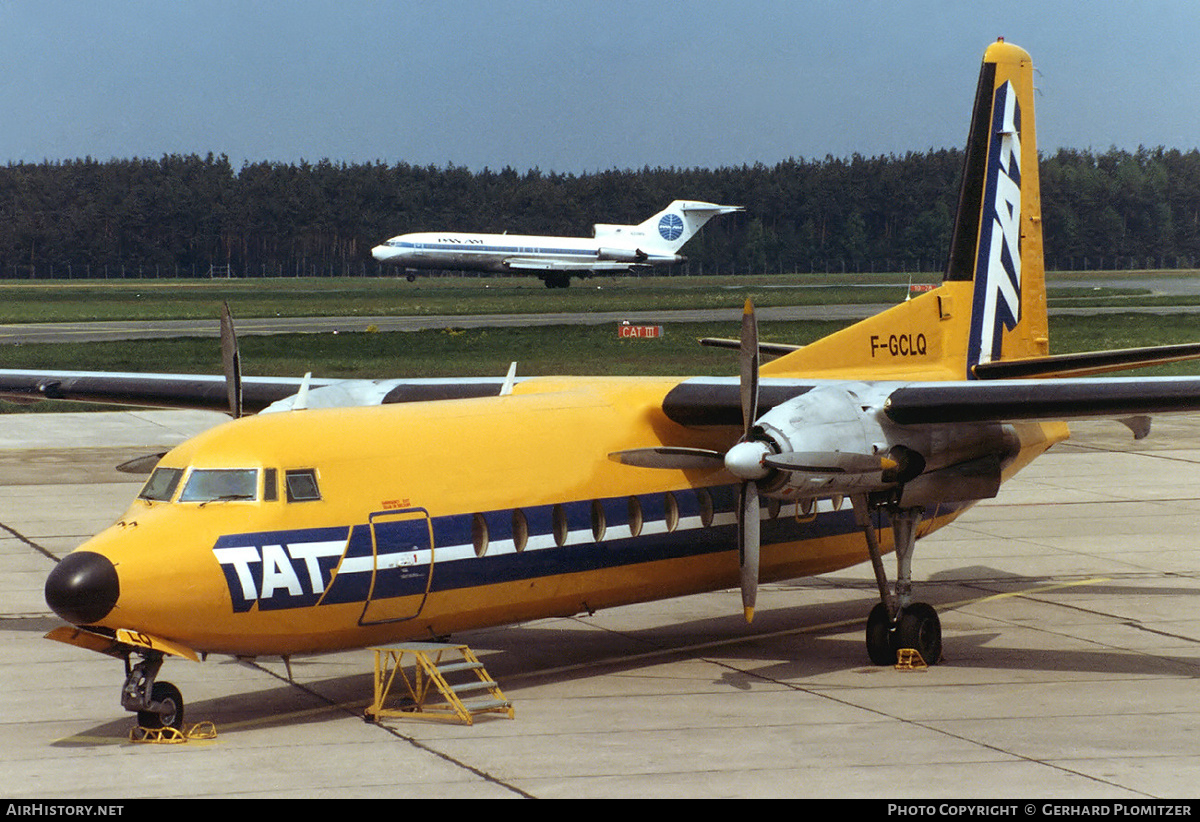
[501,258,639,273]
[0,368,512,414]
[883,376,1200,425]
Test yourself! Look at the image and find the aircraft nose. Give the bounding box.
[45,551,120,625]
[371,244,394,262]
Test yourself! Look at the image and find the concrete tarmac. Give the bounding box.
[3,411,1200,799]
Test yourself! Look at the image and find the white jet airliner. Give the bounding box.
[371,200,742,288]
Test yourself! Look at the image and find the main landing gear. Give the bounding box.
[852,496,943,666]
[122,651,185,731]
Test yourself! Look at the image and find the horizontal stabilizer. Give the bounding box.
[699,337,802,359]
[973,342,1200,379]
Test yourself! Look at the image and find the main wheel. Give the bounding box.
[865,602,895,665]
[137,681,184,730]
[894,602,942,665]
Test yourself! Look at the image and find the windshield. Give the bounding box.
[178,469,258,503]
[138,467,183,502]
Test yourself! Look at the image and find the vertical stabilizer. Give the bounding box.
[950,39,1048,375]
[635,201,743,254]
[761,40,1046,382]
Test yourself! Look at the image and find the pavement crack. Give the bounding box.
[246,659,536,799]
[0,520,59,561]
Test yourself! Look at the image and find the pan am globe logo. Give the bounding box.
[658,213,684,241]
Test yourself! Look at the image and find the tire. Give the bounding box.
[894,602,942,665]
[865,602,895,665]
[137,681,184,730]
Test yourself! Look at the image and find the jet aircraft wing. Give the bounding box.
[501,258,641,273]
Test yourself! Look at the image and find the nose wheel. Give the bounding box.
[853,496,943,666]
[136,681,184,730]
[122,652,186,731]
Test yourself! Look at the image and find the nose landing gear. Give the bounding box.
[122,651,185,731]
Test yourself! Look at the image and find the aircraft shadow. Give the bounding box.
[51,565,1200,744]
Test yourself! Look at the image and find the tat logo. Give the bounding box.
[658,213,684,241]
[968,79,1022,372]
[213,539,345,612]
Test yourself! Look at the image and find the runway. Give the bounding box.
[4,302,1200,344]
[2,411,1199,798]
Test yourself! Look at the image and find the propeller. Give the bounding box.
[732,299,765,622]
[115,303,244,475]
[608,299,893,624]
[220,301,243,419]
[116,451,168,474]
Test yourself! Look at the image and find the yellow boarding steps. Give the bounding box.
[365,641,514,725]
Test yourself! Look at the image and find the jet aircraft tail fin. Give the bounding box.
[621,200,744,255]
[762,39,1046,382]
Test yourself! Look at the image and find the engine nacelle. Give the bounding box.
[596,247,648,263]
[749,382,1019,503]
[753,383,895,497]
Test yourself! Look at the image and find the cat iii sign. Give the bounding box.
[618,322,664,339]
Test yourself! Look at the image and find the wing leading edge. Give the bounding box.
[884,377,1200,425]
[0,369,511,414]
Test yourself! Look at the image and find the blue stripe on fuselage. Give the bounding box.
[210,486,949,613]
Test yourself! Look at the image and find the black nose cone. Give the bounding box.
[45,551,119,625]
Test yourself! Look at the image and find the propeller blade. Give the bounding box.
[608,447,725,470]
[737,480,760,623]
[765,451,898,474]
[116,452,167,474]
[500,362,518,396]
[739,299,759,437]
[220,302,243,419]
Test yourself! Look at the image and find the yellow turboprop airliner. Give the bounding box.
[13,41,1200,731]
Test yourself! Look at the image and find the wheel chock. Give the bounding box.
[129,721,218,744]
[894,648,928,670]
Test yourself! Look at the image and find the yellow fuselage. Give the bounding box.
[77,375,1065,657]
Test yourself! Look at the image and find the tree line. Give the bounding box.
[1,146,1198,279]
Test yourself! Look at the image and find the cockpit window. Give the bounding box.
[285,469,321,502]
[179,469,259,503]
[139,467,183,502]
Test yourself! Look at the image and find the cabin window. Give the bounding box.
[512,509,529,552]
[285,469,321,502]
[664,492,679,532]
[697,488,714,527]
[552,504,569,547]
[590,500,606,542]
[472,513,489,558]
[179,469,258,503]
[139,467,183,502]
[627,496,643,537]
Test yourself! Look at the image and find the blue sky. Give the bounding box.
[3,1,1199,172]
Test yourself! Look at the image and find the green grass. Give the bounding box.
[2,271,1191,324]
[0,275,928,323]
[4,273,1200,414]
[2,313,1198,382]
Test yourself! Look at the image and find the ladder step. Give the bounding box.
[368,643,512,724]
[460,697,510,712]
